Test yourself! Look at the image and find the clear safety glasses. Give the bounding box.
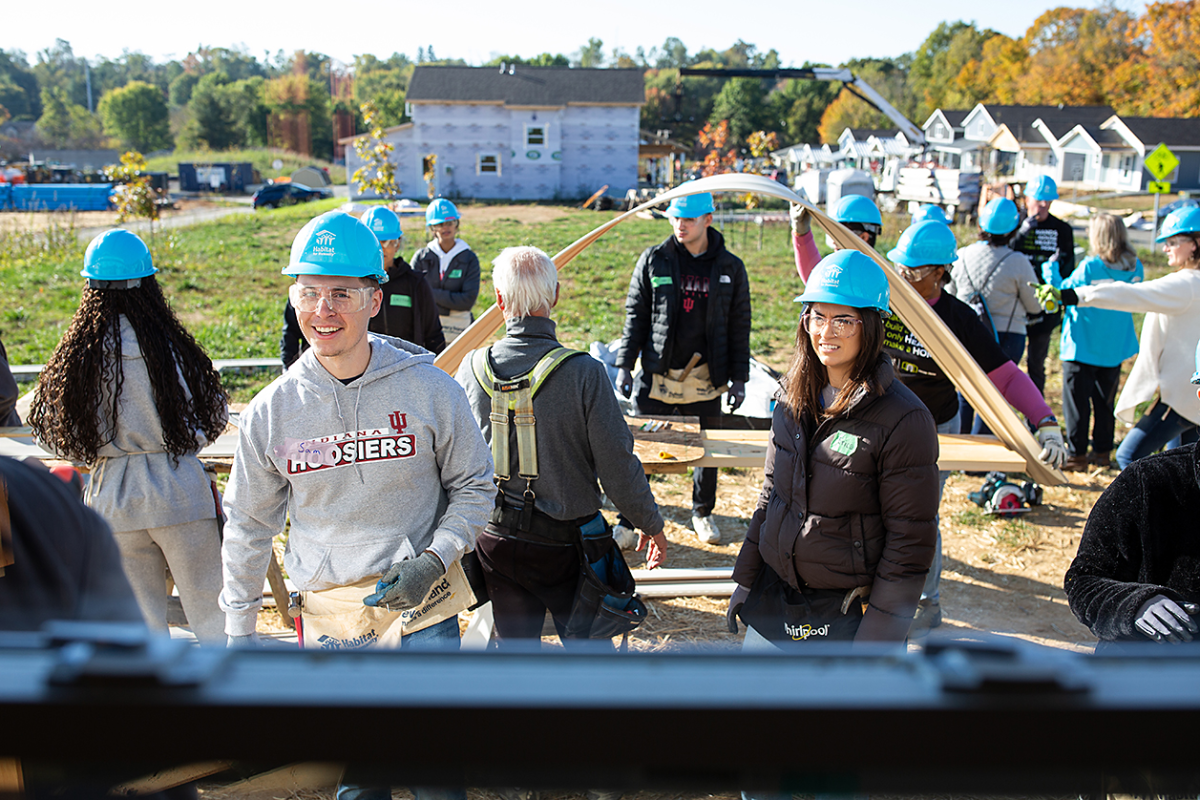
[801,313,863,338]
[896,265,940,280]
[289,284,376,314]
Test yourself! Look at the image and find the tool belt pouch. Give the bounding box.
[738,563,865,642]
[564,514,647,640]
[648,362,727,405]
[460,549,490,610]
[298,561,476,650]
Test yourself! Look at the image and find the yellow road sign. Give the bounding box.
[1148,181,1171,194]
[1145,144,1180,181]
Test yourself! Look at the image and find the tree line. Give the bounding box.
[0,2,1196,164]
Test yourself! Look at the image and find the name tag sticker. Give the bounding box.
[390,295,412,307]
[720,275,731,283]
[448,269,463,279]
[829,431,859,456]
[651,276,673,287]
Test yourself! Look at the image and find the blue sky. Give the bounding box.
[6,0,1142,68]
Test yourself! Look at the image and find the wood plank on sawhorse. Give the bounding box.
[690,430,1028,473]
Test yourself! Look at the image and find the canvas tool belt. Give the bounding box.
[440,309,474,341]
[648,361,727,405]
[738,563,869,643]
[295,561,476,650]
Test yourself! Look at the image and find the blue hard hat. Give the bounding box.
[361,206,402,241]
[833,194,882,227]
[888,221,958,268]
[911,204,949,225]
[425,198,460,226]
[665,190,715,218]
[980,197,1021,235]
[81,229,157,282]
[793,250,890,315]
[285,211,388,284]
[1157,206,1200,242]
[1026,175,1058,202]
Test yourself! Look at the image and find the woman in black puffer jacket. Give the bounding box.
[729,250,939,644]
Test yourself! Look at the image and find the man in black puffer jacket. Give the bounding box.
[615,191,751,546]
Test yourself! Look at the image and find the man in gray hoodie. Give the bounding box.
[219,211,495,649]
[456,246,666,644]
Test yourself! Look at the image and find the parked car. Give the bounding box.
[252,182,331,210]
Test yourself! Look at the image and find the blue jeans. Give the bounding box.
[1115,401,1199,470]
[337,616,464,800]
[959,332,1027,436]
[921,417,959,603]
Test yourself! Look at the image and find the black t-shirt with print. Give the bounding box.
[884,291,1009,424]
[670,237,713,370]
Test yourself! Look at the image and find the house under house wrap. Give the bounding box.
[344,65,645,201]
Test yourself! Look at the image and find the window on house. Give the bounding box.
[933,123,946,140]
[526,125,546,147]
[477,153,500,175]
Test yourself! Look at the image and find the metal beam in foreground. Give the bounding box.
[1,624,1198,796]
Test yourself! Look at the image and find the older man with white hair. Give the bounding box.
[455,246,666,644]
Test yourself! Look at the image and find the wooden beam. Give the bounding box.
[432,173,1062,485]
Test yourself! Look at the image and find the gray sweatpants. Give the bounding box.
[114,517,225,644]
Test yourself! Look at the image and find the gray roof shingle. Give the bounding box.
[983,104,1116,142]
[406,66,645,106]
[1117,117,1200,148]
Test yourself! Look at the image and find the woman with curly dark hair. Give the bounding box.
[29,229,229,643]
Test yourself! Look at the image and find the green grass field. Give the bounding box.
[0,203,1171,405]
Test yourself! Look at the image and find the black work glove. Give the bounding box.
[616,367,633,399]
[1135,595,1200,644]
[727,585,750,634]
[363,551,445,610]
[727,380,746,412]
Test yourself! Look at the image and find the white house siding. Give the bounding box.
[559,105,640,200]
[346,103,639,201]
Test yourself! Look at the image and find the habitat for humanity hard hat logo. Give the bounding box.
[313,230,337,257]
[819,263,844,286]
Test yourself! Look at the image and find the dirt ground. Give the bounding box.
[0,197,243,234]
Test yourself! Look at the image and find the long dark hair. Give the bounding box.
[29,276,227,464]
[782,307,886,421]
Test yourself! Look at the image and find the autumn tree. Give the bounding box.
[1011,6,1135,106]
[1105,0,1200,116]
[352,100,399,199]
[709,77,772,149]
[696,120,737,176]
[908,22,1002,120]
[769,68,840,145]
[816,58,916,144]
[104,150,159,223]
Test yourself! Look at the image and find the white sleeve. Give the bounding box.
[1075,272,1200,316]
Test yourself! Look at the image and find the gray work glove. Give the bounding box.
[363,551,445,610]
[727,380,746,412]
[616,367,633,399]
[1135,595,1200,644]
[789,202,811,237]
[1035,424,1068,469]
[727,585,751,634]
[227,632,260,648]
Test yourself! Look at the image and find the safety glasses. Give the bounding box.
[289,284,376,314]
[801,313,862,337]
